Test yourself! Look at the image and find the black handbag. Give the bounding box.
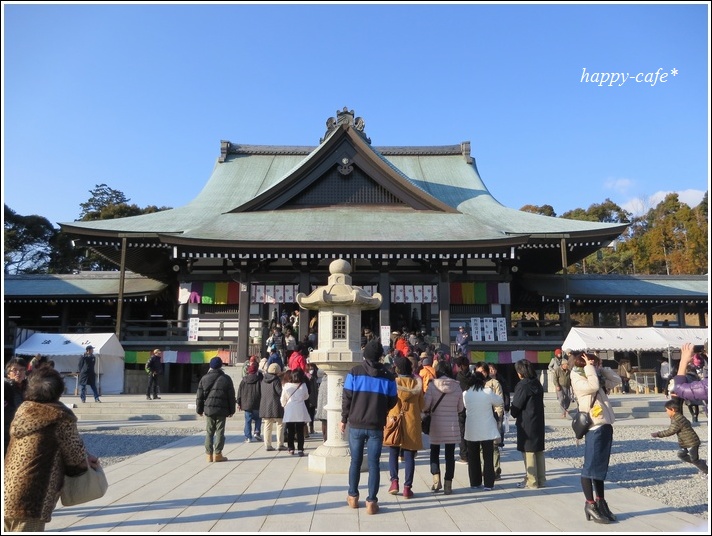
[422,392,445,435]
[572,391,598,440]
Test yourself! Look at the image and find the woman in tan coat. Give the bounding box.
[386,356,424,499]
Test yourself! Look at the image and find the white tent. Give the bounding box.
[15,333,125,395]
[562,327,709,353]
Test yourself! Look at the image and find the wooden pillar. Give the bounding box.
[237,272,251,364]
[379,269,391,333]
[299,269,310,342]
[438,269,451,346]
[620,304,627,327]
[677,304,685,327]
[115,236,127,339]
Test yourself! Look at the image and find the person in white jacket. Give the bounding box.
[462,372,503,491]
[280,368,311,456]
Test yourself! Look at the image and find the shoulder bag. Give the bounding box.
[421,392,446,435]
[571,390,599,440]
[383,405,405,447]
[61,459,108,506]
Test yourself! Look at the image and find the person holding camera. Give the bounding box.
[570,352,621,525]
[669,343,708,416]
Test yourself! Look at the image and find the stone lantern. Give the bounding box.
[296,258,382,473]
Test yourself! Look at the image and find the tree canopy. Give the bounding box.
[4,184,171,274]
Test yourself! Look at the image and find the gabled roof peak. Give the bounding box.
[321,107,370,144]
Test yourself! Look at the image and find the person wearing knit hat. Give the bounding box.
[419,354,437,394]
[196,355,236,462]
[362,338,385,362]
[260,360,285,451]
[548,349,564,372]
[341,337,397,514]
[238,359,263,443]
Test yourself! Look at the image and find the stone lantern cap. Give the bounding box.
[296,259,382,310]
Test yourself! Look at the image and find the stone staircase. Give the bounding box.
[63,392,673,424]
[543,392,668,420]
[64,394,198,423]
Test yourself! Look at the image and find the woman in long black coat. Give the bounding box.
[509,359,546,489]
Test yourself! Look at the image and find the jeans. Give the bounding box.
[80,378,99,401]
[244,410,262,440]
[389,446,415,487]
[205,416,227,454]
[348,427,383,503]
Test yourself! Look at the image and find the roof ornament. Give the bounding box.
[321,107,371,144]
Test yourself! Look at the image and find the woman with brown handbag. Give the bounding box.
[385,356,424,499]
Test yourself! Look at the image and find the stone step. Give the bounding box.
[62,394,198,422]
[62,392,676,423]
[542,393,670,419]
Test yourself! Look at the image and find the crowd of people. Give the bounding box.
[4,323,708,528]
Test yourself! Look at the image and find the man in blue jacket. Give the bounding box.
[340,338,397,515]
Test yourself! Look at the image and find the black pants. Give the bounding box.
[458,410,468,461]
[147,373,160,398]
[285,422,305,451]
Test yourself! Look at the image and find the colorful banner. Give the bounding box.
[125,349,229,365]
[450,282,511,305]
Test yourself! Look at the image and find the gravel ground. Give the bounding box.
[80,421,709,520]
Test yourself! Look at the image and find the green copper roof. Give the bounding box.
[4,272,167,302]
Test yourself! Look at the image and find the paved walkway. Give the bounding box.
[47,396,708,533]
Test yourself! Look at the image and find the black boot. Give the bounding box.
[596,498,617,522]
[584,502,610,524]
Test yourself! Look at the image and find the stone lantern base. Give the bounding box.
[308,444,352,474]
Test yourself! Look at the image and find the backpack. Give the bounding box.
[145,358,152,374]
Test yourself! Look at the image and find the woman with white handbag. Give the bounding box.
[4,366,101,532]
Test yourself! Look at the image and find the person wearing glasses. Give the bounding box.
[4,357,28,457]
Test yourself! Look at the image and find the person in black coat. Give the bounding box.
[4,357,28,457]
[196,357,236,462]
[77,345,100,403]
[145,348,163,400]
[237,361,263,443]
[510,359,546,489]
[260,363,285,451]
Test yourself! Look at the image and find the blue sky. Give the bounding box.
[3,2,710,227]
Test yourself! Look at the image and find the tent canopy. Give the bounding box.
[15,332,125,395]
[14,332,125,358]
[562,327,709,353]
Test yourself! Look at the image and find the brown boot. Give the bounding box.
[444,479,453,495]
[346,494,359,508]
[213,453,228,462]
[365,500,379,515]
[206,454,213,462]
